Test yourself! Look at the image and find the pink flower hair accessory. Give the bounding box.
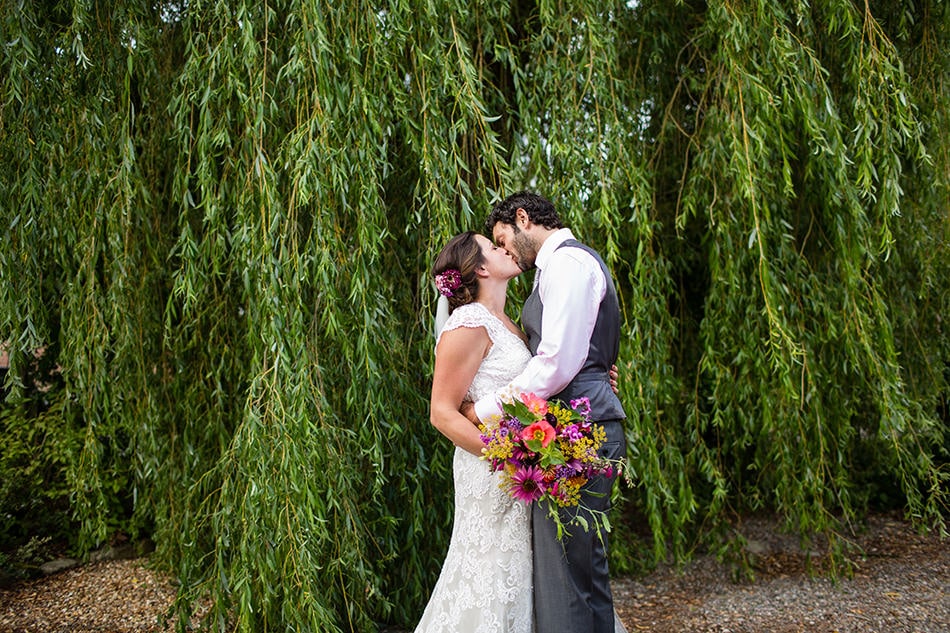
[435,269,463,297]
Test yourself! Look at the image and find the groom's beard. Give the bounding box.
[511,230,538,272]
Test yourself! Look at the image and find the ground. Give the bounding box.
[611,513,948,633]
[1,513,946,632]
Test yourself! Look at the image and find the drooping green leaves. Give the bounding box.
[0,0,947,630]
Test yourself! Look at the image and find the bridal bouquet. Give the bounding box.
[479,392,617,537]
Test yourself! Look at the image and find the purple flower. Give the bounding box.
[570,397,592,417]
[509,465,546,503]
[511,445,531,462]
[559,424,584,442]
[435,269,462,297]
[502,418,522,434]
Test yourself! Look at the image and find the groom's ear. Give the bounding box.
[516,208,531,230]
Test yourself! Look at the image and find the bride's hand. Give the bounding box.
[610,364,620,394]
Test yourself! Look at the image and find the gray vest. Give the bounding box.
[522,239,626,421]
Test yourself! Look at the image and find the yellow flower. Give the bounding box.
[554,478,583,507]
[550,404,575,427]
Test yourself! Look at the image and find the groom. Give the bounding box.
[471,190,627,633]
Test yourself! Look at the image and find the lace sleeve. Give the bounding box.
[436,303,500,347]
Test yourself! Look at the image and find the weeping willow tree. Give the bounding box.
[1,0,947,630]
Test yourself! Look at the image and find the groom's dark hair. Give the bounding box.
[485,190,564,234]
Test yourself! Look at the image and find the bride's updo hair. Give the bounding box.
[433,231,485,311]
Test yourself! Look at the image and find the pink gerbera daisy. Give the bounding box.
[509,465,546,503]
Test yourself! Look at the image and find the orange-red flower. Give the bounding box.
[522,420,556,448]
[520,392,548,416]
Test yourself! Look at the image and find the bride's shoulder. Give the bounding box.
[444,302,491,328]
[436,303,493,347]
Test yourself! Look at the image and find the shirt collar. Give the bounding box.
[534,228,575,271]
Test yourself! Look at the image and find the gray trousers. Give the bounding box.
[532,420,626,633]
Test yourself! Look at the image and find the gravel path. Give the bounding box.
[1,513,946,632]
[613,514,949,632]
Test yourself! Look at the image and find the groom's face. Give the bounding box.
[492,222,537,273]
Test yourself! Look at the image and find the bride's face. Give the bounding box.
[475,234,521,281]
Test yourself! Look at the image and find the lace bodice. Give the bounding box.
[436,302,533,402]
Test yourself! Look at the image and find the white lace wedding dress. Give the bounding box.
[414,302,534,633]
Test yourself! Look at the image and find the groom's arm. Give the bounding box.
[473,246,605,422]
[467,356,618,423]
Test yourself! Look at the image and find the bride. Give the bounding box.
[415,231,533,633]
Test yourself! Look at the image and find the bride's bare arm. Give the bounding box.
[430,326,492,457]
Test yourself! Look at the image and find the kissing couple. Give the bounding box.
[415,191,628,633]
